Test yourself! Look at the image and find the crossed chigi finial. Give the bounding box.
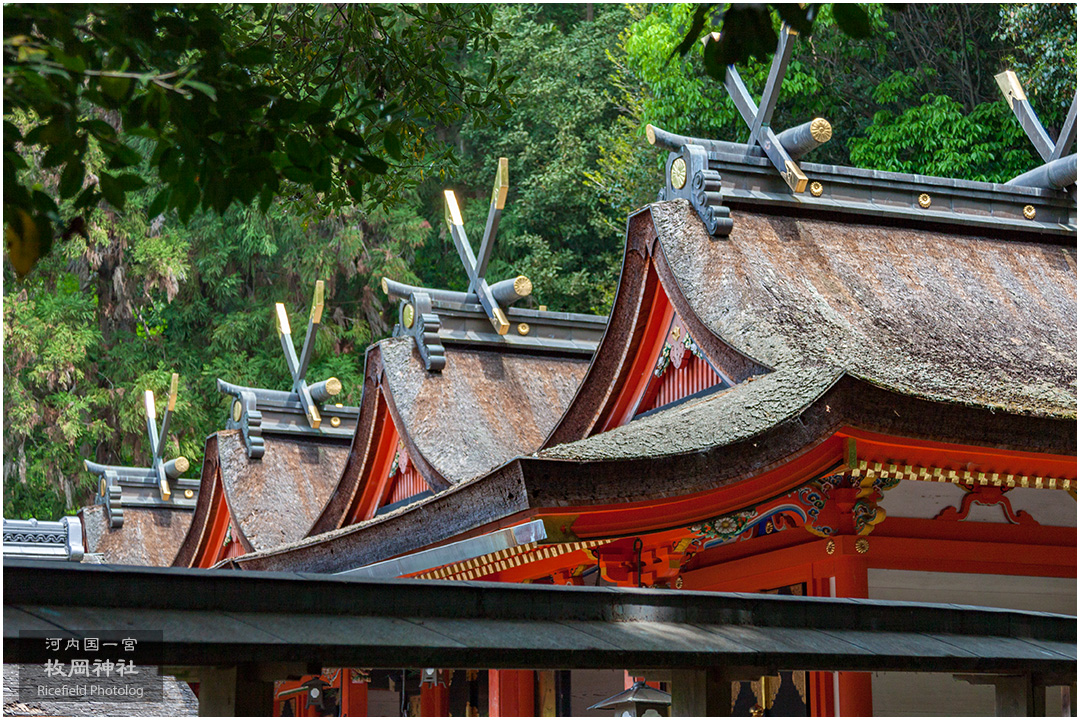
[720,24,830,194]
[274,280,342,430]
[218,280,357,459]
[723,27,1079,194]
[142,372,187,501]
[86,372,197,528]
[648,24,834,237]
[443,157,514,335]
[995,70,1077,189]
[381,156,606,372]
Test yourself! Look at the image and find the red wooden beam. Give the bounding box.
[349,390,402,524]
[420,681,449,717]
[534,429,1072,543]
[539,434,846,538]
[600,264,674,433]
[193,469,252,569]
[489,670,534,717]
[683,530,1075,593]
[840,427,1076,480]
[875,516,1076,546]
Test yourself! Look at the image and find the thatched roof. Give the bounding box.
[543,365,838,462]
[380,336,590,485]
[80,505,192,567]
[544,199,1076,463]
[222,200,1077,574]
[651,200,1075,419]
[215,429,348,551]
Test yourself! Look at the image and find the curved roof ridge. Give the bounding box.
[541,363,842,463]
[378,336,590,484]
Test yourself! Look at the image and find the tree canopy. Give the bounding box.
[4,3,1075,520]
[4,4,513,274]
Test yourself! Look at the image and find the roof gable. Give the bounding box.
[652,200,1077,418]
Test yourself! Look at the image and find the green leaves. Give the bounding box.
[670,4,713,59]
[996,4,1077,129]
[147,189,171,219]
[178,79,217,101]
[4,4,514,275]
[672,3,878,82]
[358,155,390,175]
[382,132,402,161]
[97,173,125,209]
[58,161,83,199]
[850,94,1036,182]
[833,5,873,39]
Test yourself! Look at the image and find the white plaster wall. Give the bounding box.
[1007,487,1077,527]
[868,569,1076,716]
[879,480,1076,526]
[878,480,966,519]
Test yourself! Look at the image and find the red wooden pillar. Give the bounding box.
[807,567,835,717]
[420,682,450,717]
[809,669,834,717]
[489,670,535,717]
[833,551,873,717]
[343,674,368,717]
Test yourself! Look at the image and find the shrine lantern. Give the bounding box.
[588,681,671,717]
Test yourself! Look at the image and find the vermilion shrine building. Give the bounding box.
[35,47,1076,717]
[215,62,1078,715]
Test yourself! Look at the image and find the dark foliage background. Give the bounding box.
[4,3,1075,518]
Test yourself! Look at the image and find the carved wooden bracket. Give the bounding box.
[935,485,1037,525]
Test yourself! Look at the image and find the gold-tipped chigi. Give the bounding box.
[275,303,291,336]
[144,389,156,420]
[310,280,325,324]
[444,190,463,228]
[167,373,179,411]
[493,307,510,335]
[995,70,1027,109]
[782,160,808,194]
[492,157,509,209]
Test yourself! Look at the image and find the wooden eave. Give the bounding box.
[547,201,1076,451]
[224,189,1076,574]
[309,343,441,534]
[311,335,596,535]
